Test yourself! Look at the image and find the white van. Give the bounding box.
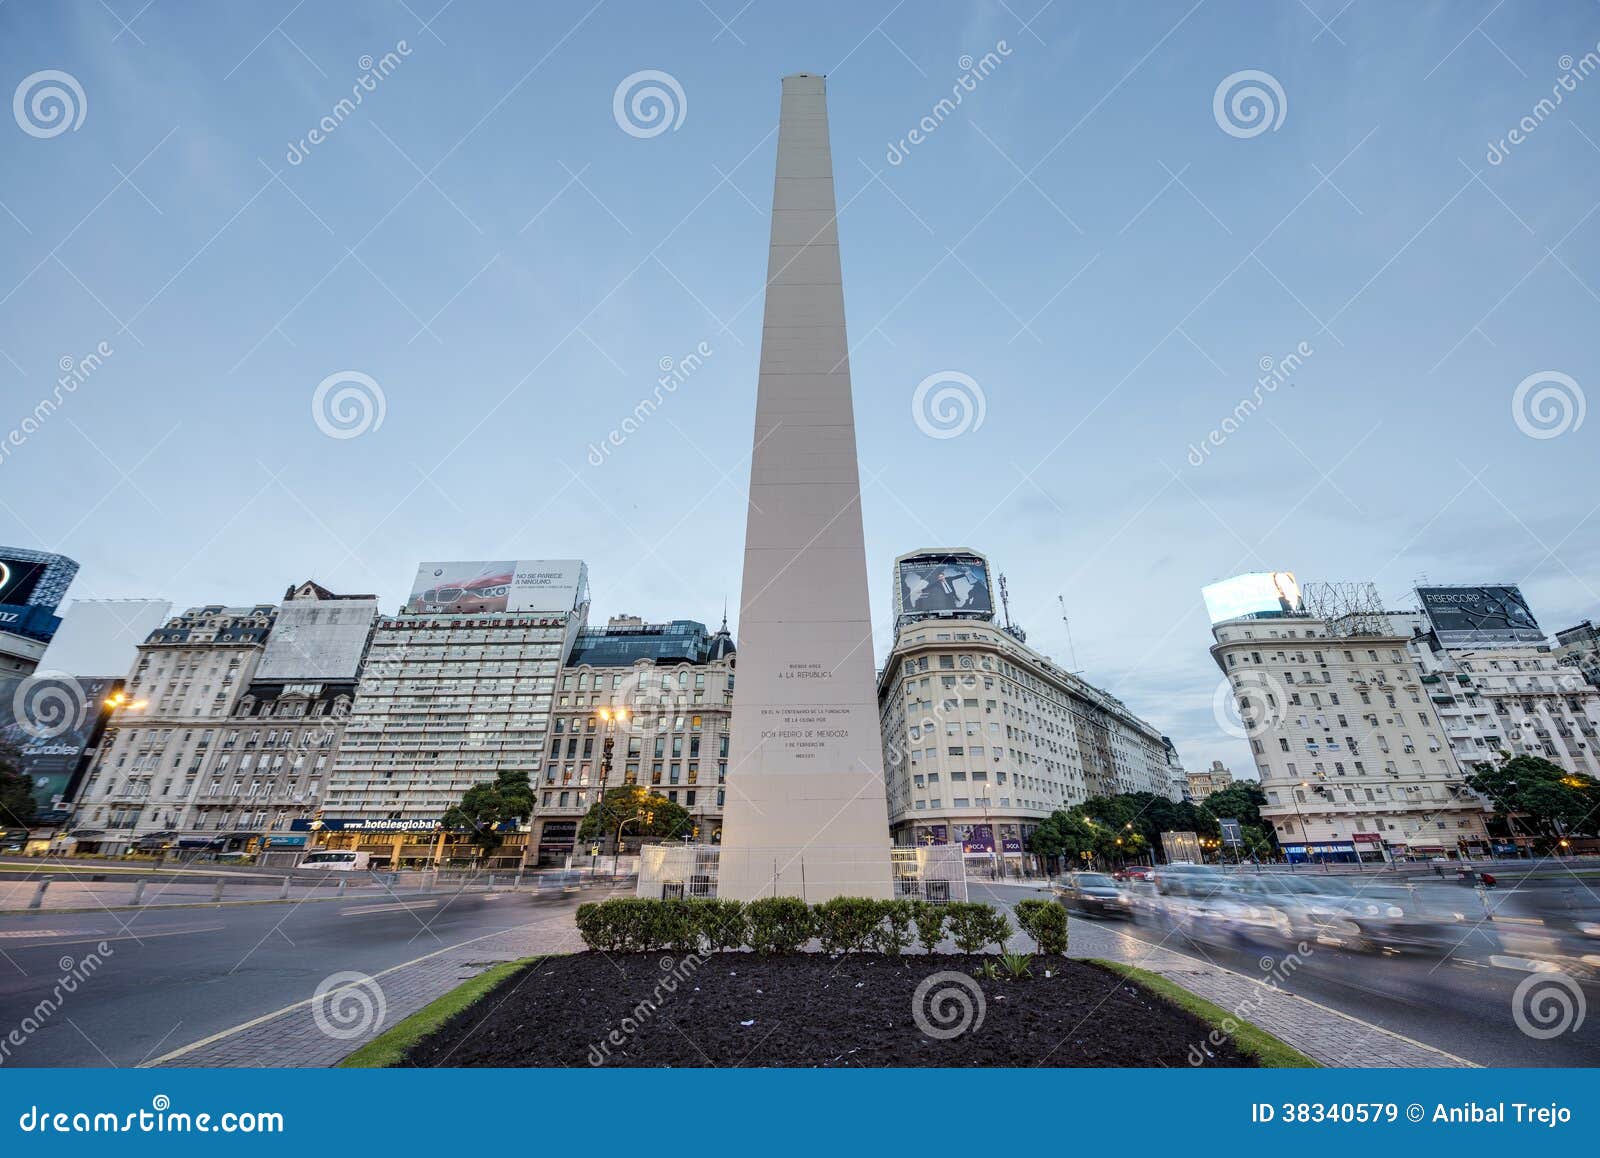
[300,850,371,871]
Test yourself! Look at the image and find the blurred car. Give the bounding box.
[1113,866,1154,882]
[1052,871,1131,918]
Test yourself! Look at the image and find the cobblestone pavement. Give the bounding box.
[1066,919,1476,1068]
[146,894,604,1068]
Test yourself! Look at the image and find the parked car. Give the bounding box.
[1052,871,1131,918]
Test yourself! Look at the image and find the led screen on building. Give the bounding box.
[897,554,993,620]
[0,558,49,607]
[1201,571,1302,623]
[1417,584,1544,647]
[407,560,587,615]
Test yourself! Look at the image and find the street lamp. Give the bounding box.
[613,809,652,880]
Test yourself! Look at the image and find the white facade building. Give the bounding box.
[1210,610,1490,861]
[878,616,1172,865]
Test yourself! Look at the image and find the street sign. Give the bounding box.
[1219,818,1243,846]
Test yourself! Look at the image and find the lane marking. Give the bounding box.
[0,925,227,950]
[339,900,441,916]
[139,916,564,1067]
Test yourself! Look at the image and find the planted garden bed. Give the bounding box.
[382,898,1272,1068]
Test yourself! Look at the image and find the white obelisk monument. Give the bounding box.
[719,74,893,901]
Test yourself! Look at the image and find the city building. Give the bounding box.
[1553,620,1600,690]
[69,601,278,855]
[532,615,735,864]
[1404,589,1600,782]
[1205,574,1490,861]
[1186,759,1235,801]
[1162,736,1190,802]
[0,547,78,679]
[319,561,588,866]
[879,553,1173,870]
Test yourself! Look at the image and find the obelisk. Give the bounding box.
[719,74,893,901]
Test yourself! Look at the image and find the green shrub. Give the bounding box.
[693,898,747,951]
[911,900,947,952]
[745,896,815,953]
[575,898,667,952]
[867,899,917,954]
[945,902,1013,954]
[1014,899,1069,955]
[814,896,883,953]
[1000,951,1033,979]
[657,898,701,953]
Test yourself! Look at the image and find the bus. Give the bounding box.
[300,850,372,871]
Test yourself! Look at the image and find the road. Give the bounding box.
[0,885,580,1067]
[978,880,1600,1067]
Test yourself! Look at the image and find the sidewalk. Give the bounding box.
[1066,919,1476,1068]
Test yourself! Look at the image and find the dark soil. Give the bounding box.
[399,953,1257,1067]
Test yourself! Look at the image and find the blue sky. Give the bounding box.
[2,0,1598,777]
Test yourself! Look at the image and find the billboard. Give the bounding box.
[1201,571,1302,623]
[0,674,116,810]
[0,558,49,607]
[0,549,78,611]
[1417,584,1544,648]
[406,560,587,615]
[40,599,172,678]
[257,597,379,681]
[896,551,993,622]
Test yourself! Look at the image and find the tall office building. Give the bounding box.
[322,562,587,862]
[720,74,894,900]
[0,547,78,679]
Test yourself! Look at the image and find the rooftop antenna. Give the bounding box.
[1057,594,1082,673]
[998,574,1014,630]
[720,596,729,634]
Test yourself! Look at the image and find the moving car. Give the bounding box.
[300,850,371,871]
[1052,871,1131,918]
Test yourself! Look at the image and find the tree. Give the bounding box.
[440,767,534,850]
[1199,782,1277,856]
[1026,810,1098,869]
[0,738,36,829]
[578,785,692,846]
[1466,755,1600,842]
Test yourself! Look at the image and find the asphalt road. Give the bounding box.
[0,886,571,1067]
[979,880,1600,1068]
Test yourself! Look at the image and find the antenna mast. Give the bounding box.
[1057,594,1080,672]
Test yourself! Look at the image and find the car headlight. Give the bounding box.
[1385,906,1404,918]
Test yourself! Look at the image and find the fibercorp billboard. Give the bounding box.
[406,560,588,615]
[895,550,994,623]
[1416,584,1545,648]
[1201,571,1302,624]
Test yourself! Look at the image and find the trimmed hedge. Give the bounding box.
[1014,898,1069,955]
[573,895,1015,956]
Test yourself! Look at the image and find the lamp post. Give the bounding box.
[1288,781,1314,869]
[612,810,651,880]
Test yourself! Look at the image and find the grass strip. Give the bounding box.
[1090,959,1320,1068]
[339,957,532,1068]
